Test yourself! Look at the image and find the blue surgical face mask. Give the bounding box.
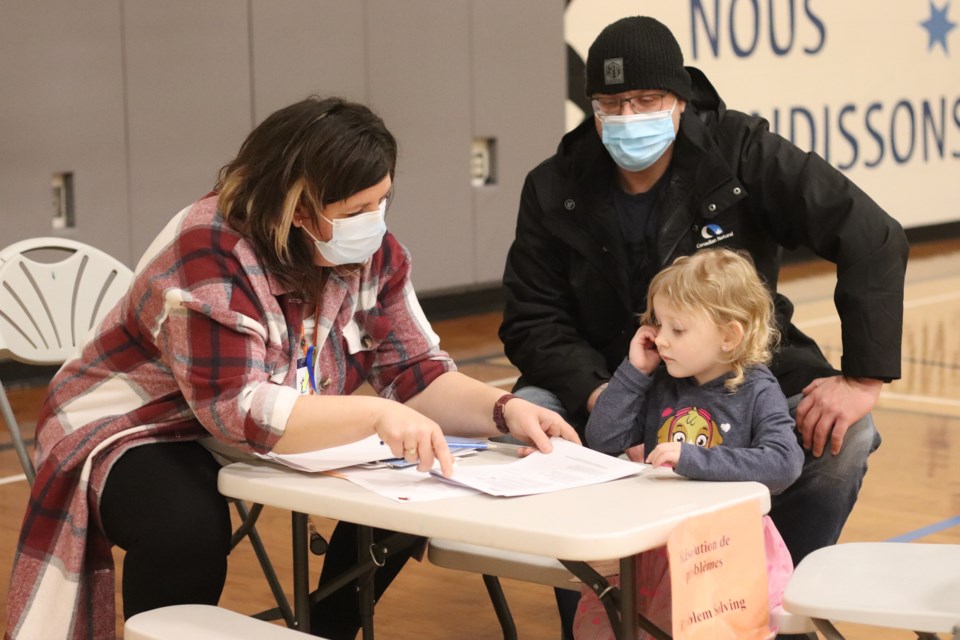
[301,199,387,265]
[599,101,677,172]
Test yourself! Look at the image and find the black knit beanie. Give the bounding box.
[585,16,692,100]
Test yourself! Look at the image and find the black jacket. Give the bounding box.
[500,67,907,420]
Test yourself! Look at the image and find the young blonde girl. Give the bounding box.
[576,248,804,639]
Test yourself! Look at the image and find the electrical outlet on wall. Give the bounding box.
[51,171,75,230]
[471,138,496,187]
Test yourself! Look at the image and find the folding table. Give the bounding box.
[218,449,769,639]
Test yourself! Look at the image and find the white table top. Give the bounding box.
[219,450,770,562]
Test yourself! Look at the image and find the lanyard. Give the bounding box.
[301,304,322,395]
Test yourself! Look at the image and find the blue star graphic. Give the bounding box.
[920,1,957,53]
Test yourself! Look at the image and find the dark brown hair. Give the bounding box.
[216,96,397,299]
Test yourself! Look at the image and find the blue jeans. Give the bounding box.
[515,384,881,637]
[770,392,882,565]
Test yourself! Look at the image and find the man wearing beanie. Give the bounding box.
[500,15,906,639]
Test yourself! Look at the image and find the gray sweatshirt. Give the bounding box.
[586,359,803,495]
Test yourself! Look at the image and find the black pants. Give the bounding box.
[100,441,232,619]
[100,441,414,639]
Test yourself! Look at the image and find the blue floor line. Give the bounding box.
[885,514,960,542]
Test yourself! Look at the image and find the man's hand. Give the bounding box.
[795,376,882,457]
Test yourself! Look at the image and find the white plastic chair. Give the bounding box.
[783,542,960,639]
[125,604,318,639]
[0,237,133,484]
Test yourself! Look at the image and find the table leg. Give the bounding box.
[619,556,637,640]
[811,619,847,639]
[292,512,311,632]
[481,575,519,640]
[562,558,670,640]
[357,525,377,640]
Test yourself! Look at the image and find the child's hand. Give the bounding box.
[628,325,661,375]
[645,442,681,468]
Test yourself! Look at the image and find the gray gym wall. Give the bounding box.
[0,0,565,295]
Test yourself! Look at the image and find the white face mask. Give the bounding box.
[301,200,387,265]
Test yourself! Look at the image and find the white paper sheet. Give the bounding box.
[255,436,489,474]
[326,464,481,502]
[434,437,648,497]
[255,434,392,472]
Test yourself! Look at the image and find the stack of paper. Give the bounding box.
[327,464,481,502]
[433,438,646,497]
[256,434,489,473]
[258,436,647,502]
[255,434,393,472]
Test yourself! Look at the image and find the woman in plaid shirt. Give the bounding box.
[7,96,579,640]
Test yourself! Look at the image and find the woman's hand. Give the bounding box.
[373,402,454,476]
[628,325,661,375]
[503,398,581,452]
[645,442,681,468]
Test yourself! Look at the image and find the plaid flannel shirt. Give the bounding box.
[6,195,455,639]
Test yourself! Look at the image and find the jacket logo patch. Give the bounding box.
[696,223,735,249]
[701,223,724,239]
[603,58,624,85]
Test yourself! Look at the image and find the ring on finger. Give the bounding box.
[404,447,418,457]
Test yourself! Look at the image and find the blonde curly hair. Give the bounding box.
[640,248,779,391]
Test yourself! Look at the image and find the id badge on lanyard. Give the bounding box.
[296,344,318,395]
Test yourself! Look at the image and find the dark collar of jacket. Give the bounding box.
[657,102,748,265]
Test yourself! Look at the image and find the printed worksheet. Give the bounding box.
[434,438,647,497]
[327,464,481,502]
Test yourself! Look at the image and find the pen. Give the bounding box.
[447,442,493,450]
[377,440,496,450]
[444,436,495,449]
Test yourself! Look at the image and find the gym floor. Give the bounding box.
[2,241,959,638]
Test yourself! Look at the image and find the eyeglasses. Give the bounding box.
[591,92,670,116]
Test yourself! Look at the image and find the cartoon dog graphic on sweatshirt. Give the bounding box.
[656,406,725,447]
